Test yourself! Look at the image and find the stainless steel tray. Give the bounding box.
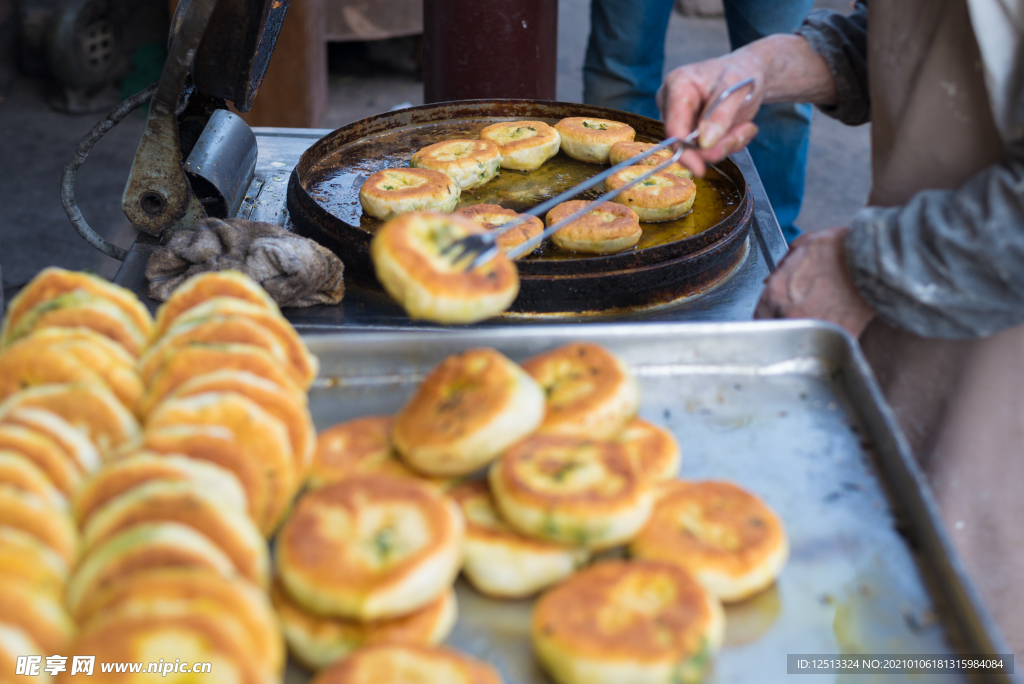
[287,321,1014,684]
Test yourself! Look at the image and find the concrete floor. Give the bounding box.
[0,0,871,303]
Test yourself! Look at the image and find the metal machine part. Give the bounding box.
[183,109,259,219]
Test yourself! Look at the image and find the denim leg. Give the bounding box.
[724,0,814,241]
[583,0,676,119]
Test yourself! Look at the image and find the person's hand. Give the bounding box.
[754,227,876,337]
[657,51,766,177]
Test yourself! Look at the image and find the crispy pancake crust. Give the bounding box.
[618,418,681,483]
[0,579,74,655]
[360,168,461,221]
[0,382,141,457]
[73,452,247,527]
[146,392,296,535]
[608,142,693,178]
[140,425,268,526]
[522,342,640,439]
[0,424,81,496]
[273,582,456,671]
[393,348,545,477]
[6,291,147,357]
[312,644,503,684]
[76,567,283,675]
[1,267,153,344]
[606,167,697,222]
[65,521,236,618]
[629,480,788,602]
[489,435,653,549]
[165,371,315,474]
[546,200,641,254]
[171,297,318,388]
[0,452,67,511]
[410,140,502,190]
[0,486,78,565]
[276,475,464,621]
[451,480,589,598]
[0,527,69,600]
[3,407,101,475]
[152,270,279,338]
[554,118,635,164]
[139,343,304,417]
[454,204,544,258]
[309,416,453,491]
[371,211,519,324]
[82,480,268,586]
[532,560,723,684]
[479,121,561,171]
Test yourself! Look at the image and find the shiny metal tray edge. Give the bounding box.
[299,321,1016,683]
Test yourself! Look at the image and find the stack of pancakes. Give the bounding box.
[0,268,322,683]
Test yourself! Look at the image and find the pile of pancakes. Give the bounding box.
[361,117,698,324]
[0,267,320,683]
[298,342,789,684]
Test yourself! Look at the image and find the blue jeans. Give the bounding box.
[584,0,814,243]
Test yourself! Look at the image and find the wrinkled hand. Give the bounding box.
[755,227,876,337]
[657,52,765,177]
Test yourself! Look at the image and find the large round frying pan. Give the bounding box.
[287,100,753,315]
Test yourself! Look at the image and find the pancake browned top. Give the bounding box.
[361,168,458,203]
[631,480,785,577]
[450,479,573,553]
[411,140,500,172]
[454,204,544,254]
[555,118,635,146]
[618,418,681,482]
[605,167,696,211]
[545,200,640,246]
[153,270,279,338]
[532,560,715,662]
[480,121,559,155]
[312,644,502,684]
[276,475,461,595]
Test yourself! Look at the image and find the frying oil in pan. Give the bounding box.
[307,118,742,261]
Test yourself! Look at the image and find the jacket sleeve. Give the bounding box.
[795,1,869,126]
[845,140,1024,339]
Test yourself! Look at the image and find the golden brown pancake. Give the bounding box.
[521,342,640,440]
[629,480,788,602]
[1,267,153,345]
[0,526,69,600]
[605,166,697,222]
[311,644,503,684]
[371,211,520,324]
[64,521,236,618]
[57,606,265,684]
[162,371,315,474]
[0,578,74,655]
[152,270,279,339]
[139,425,268,527]
[5,290,148,357]
[146,392,296,535]
[410,139,502,190]
[608,142,693,179]
[81,480,268,587]
[75,567,283,675]
[554,117,635,164]
[273,581,457,671]
[73,452,247,527]
[0,424,82,497]
[454,204,545,258]
[617,418,681,483]
[0,382,141,457]
[360,168,461,221]
[479,121,561,171]
[2,407,101,475]
[392,348,546,477]
[139,343,304,417]
[450,480,589,598]
[168,297,318,388]
[276,475,464,621]
[0,451,67,511]
[308,416,453,491]
[546,200,641,254]
[0,486,78,565]
[489,435,654,550]
[532,560,724,684]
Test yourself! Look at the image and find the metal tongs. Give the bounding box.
[444,77,756,271]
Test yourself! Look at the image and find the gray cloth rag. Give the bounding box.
[145,218,345,307]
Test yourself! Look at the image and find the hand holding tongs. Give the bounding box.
[443,77,756,271]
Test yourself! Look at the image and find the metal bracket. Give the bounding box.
[183,109,258,219]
